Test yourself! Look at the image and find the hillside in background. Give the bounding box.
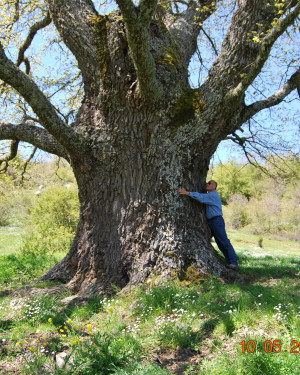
[1,155,299,247]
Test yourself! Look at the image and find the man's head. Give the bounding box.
[206,180,217,192]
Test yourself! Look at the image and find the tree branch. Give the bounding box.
[0,140,19,165]
[168,0,218,66]
[0,43,85,154]
[47,0,101,88]
[116,0,163,102]
[242,68,300,123]
[226,122,297,177]
[13,0,20,23]
[201,26,218,56]
[226,1,300,102]
[16,11,52,73]
[0,121,69,160]
[20,146,37,183]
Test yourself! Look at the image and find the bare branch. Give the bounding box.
[242,68,300,123]
[226,114,298,177]
[0,121,69,160]
[20,146,37,183]
[16,11,52,73]
[201,26,218,56]
[0,140,19,165]
[0,43,85,153]
[168,0,218,65]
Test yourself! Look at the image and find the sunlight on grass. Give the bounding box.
[0,227,25,256]
[0,230,299,374]
[228,229,300,257]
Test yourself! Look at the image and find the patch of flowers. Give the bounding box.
[133,288,200,320]
[2,297,56,323]
[99,297,119,314]
[232,325,268,337]
[8,298,29,316]
[272,303,295,322]
[22,298,55,322]
[122,318,142,337]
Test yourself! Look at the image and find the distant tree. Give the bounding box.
[209,160,262,203]
[0,0,299,293]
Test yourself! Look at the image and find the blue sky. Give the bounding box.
[1,0,299,165]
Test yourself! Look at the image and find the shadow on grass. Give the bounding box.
[0,289,104,336]
[153,318,219,375]
[0,319,14,331]
[238,253,299,280]
[0,290,13,298]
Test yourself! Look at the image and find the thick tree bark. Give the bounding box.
[40,105,225,294]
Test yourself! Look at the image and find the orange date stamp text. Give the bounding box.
[240,340,299,354]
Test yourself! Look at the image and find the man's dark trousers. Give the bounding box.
[207,216,238,266]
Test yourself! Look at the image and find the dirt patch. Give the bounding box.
[219,269,253,284]
[0,357,23,374]
[150,347,205,374]
[149,334,240,374]
[13,284,69,298]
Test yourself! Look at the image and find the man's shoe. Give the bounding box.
[227,264,239,271]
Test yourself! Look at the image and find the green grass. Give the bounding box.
[0,226,66,291]
[0,230,299,374]
[227,229,300,257]
[0,250,65,291]
[0,226,25,256]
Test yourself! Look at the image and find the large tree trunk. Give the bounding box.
[40,104,225,294]
[38,11,230,294]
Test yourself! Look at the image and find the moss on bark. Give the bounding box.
[170,89,207,129]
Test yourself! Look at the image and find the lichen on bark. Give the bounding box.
[170,88,207,129]
[89,14,112,89]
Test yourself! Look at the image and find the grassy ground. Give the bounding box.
[227,229,300,257]
[0,227,25,256]
[0,227,299,374]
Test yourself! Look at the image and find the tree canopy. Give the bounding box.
[0,0,299,167]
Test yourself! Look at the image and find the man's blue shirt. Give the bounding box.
[189,190,223,219]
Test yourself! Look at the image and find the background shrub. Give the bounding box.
[22,184,79,254]
[0,172,15,226]
[223,194,250,229]
[209,156,300,239]
[0,197,11,226]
